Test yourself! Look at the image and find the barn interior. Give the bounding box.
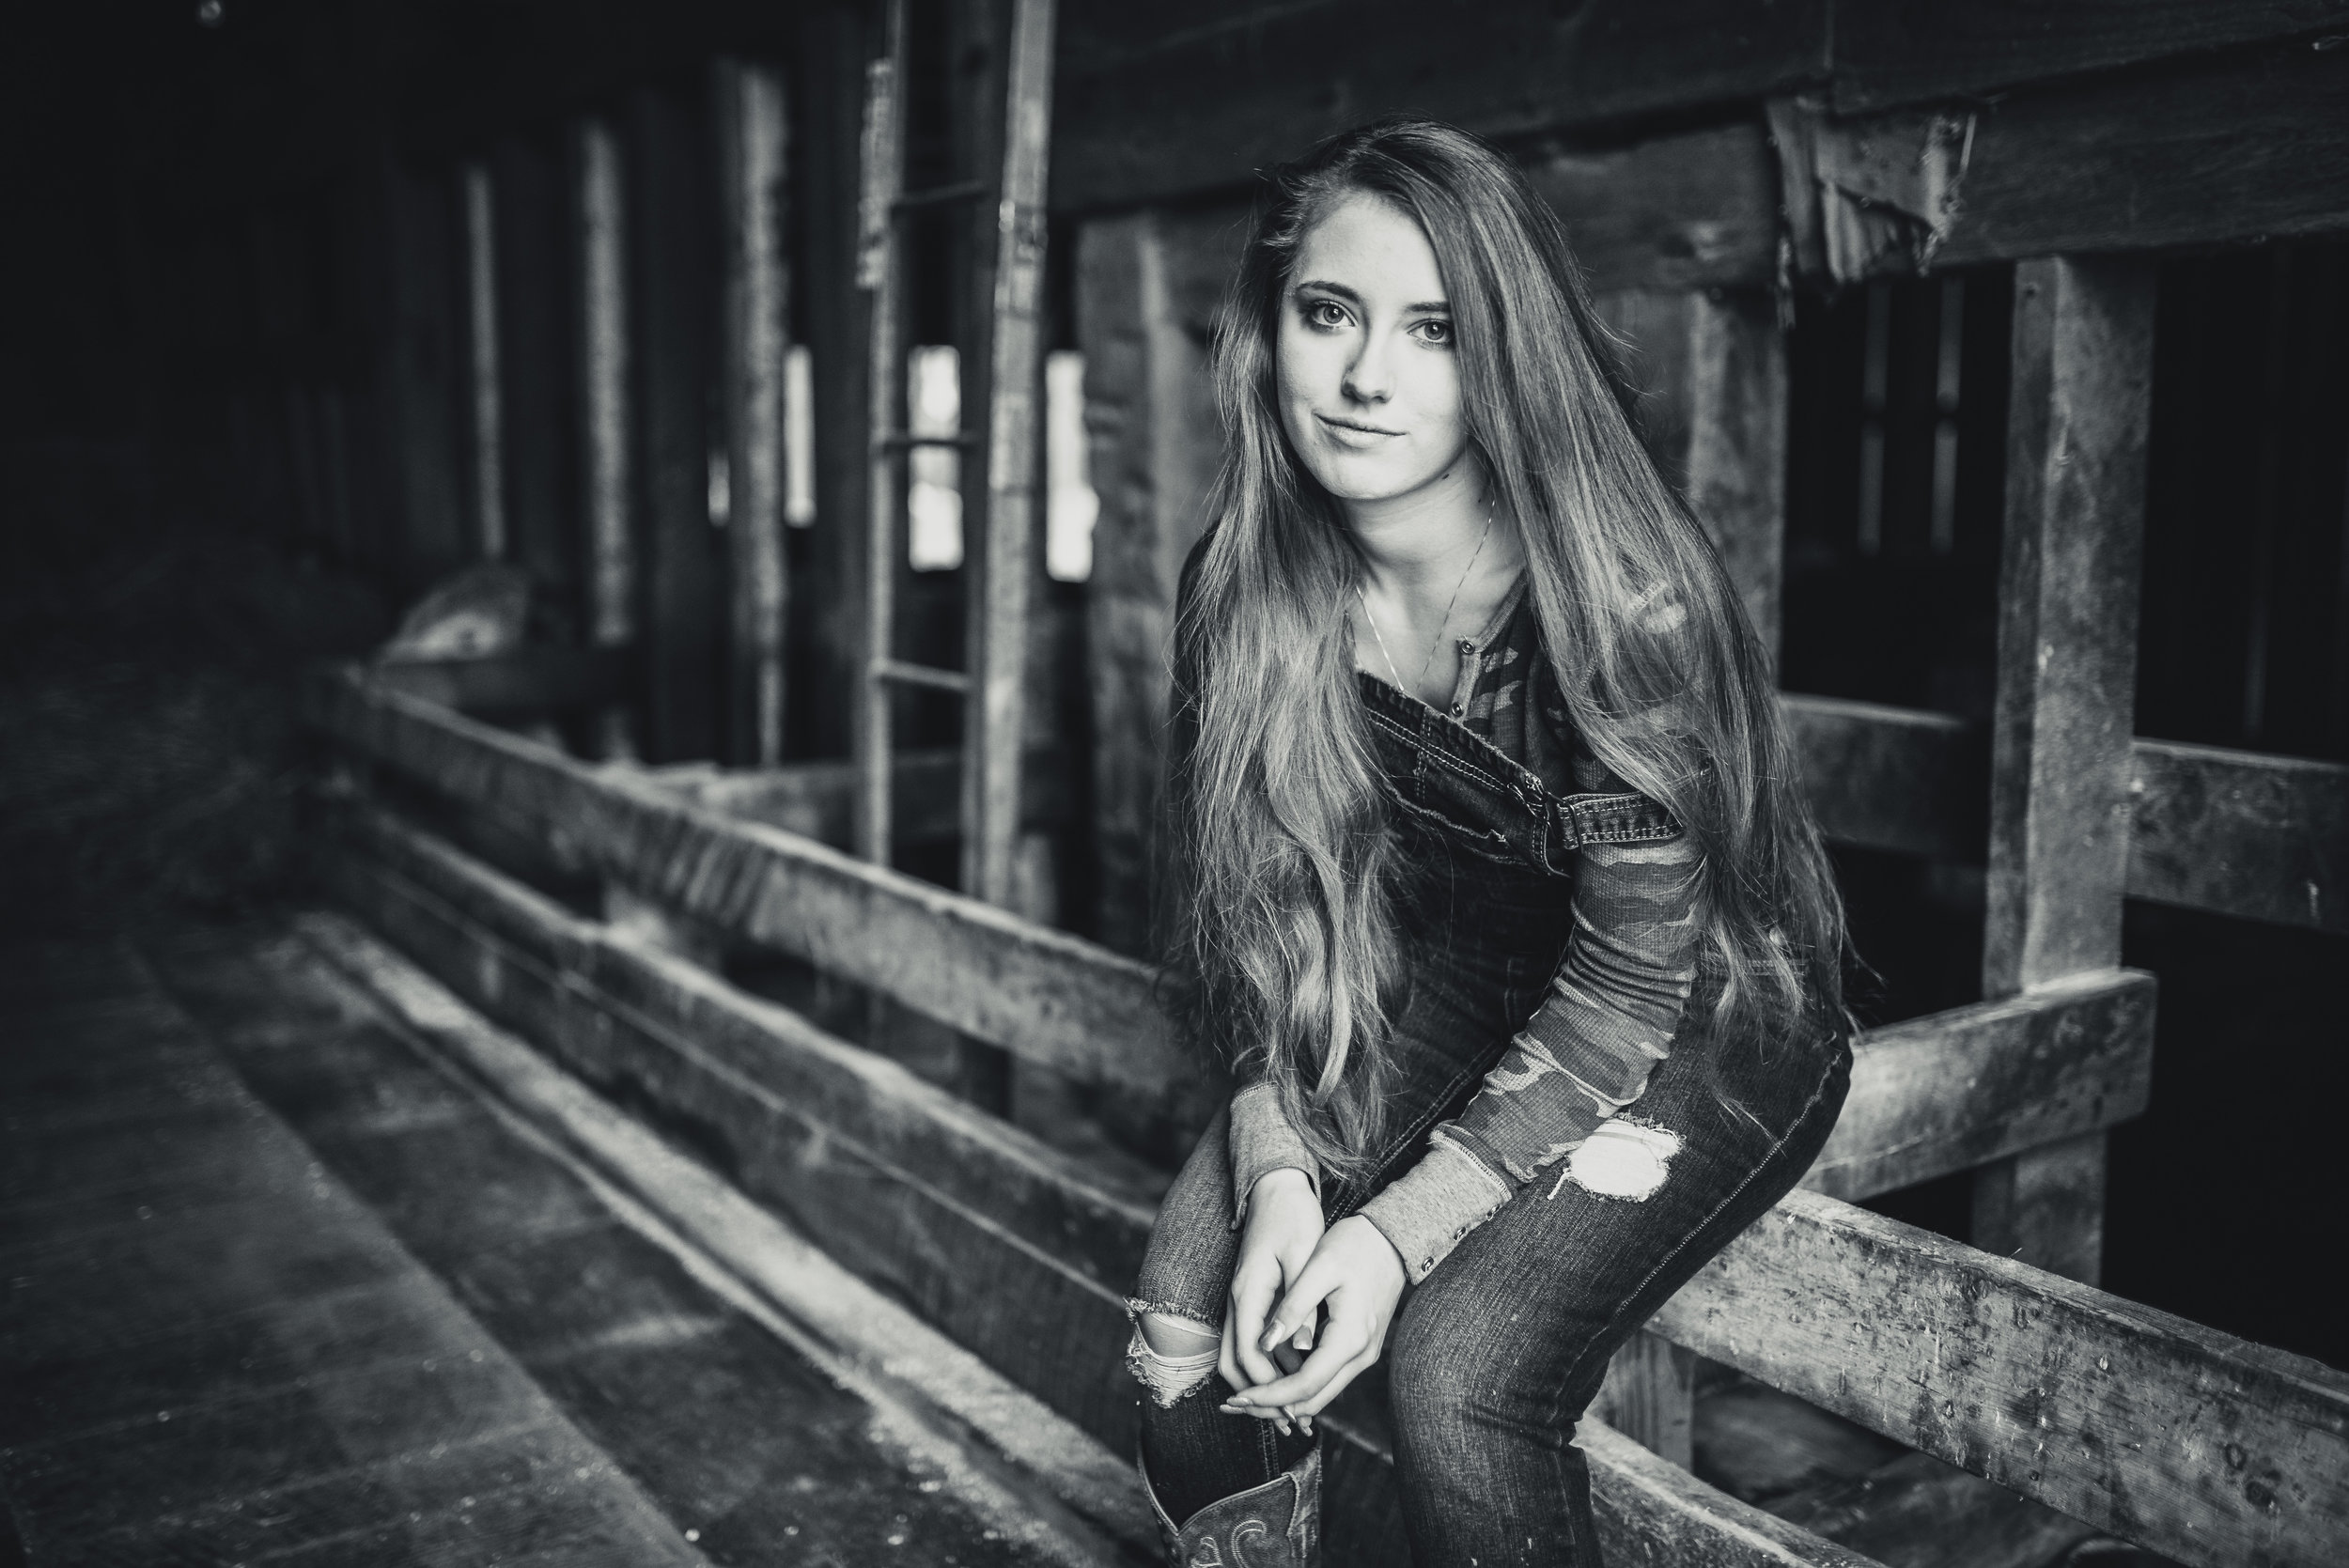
[4,3,2347,1565]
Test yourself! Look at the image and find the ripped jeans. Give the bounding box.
[1128,827,1851,1565]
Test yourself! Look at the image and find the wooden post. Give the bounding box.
[627,87,723,765]
[1592,287,1787,657]
[378,152,467,587]
[959,0,1057,909]
[492,139,577,626]
[715,59,790,768]
[460,161,506,563]
[789,1,876,762]
[1973,256,2159,1285]
[1073,207,1238,953]
[574,117,635,759]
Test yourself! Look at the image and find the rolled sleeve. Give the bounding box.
[1227,1081,1319,1230]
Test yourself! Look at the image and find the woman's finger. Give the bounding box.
[1290,1345,1383,1419]
[1227,1263,1285,1387]
[1228,1314,1368,1413]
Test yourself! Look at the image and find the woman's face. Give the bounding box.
[1275,192,1470,508]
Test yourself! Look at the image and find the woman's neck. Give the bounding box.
[1345,464,1527,706]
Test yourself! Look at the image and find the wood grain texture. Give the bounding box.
[1934,42,2349,266]
[1520,122,1780,295]
[323,814,2349,1566]
[1073,205,1242,953]
[1781,695,1987,862]
[635,747,1068,851]
[1832,0,2349,114]
[310,851,1883,1568]
[1800,970,2155,1203]
[306,668,1187,1095]
[1985,257,2156,992]
[1649,1188,2349,1568]
[312,673,2162,1179]
[1050,0,1827,211]
[2129,739,2349,934]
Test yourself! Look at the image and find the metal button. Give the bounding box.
[1450,702,1465,719]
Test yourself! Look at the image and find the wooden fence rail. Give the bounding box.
[313,775,2349,1568]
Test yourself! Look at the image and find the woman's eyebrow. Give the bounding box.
[1291,278,1450,315]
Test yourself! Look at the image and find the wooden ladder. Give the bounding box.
[853,0,1058,906]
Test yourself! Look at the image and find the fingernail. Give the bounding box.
[1299,1415,1315,1436]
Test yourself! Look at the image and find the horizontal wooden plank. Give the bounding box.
[1832,0,2349,115]
[314,670,2155,1179]
[317,821,1882,1568]
[2128,738,2349,934]
[1781,692,2349,934]
[327,813,2349,1568]
[1800,969,2155,1203]
[639,746,1070,851]
[1935,41,2349,266]
[305,666,1188,1096]
[1783,694,1984,862]
[373,645,633,722]
[1050,0,1827,211]
[1650,1188,2349,1568]
[1520,120,1779,294]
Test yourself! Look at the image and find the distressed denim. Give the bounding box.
[1132,660,1851,1565]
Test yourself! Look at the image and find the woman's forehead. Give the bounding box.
[1291,193,1445,307]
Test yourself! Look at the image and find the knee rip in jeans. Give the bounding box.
[1125,1298,1221,1407]
[1548,1115,1682,1201]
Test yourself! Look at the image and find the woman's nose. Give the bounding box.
[1341,334,1392,404]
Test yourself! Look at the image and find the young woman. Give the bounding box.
[1125,119,1852,1567]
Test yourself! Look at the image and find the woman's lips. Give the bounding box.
[1316,413,1404,442]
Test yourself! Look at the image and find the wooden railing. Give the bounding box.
[303,667,2349,1568]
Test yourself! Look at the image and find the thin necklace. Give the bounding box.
[1357,499,1496,699]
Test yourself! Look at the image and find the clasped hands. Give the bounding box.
[1219,1167,1406,1436]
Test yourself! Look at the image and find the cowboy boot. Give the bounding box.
[1143,1445,1321,1568]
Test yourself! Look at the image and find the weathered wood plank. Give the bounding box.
[322,815,2349,1568]
[307,669,1187,1095]
[1073,206,1240,952]
[1801,969,2154,1204]
[1974,255,2156,1284]
[572,116,635,758]
[637,747,1069,851]
[315,841,1883,1568]
[1782,695,1984,862]
[1833,0,2349,116]
[2129,738,2349,934]
[715,58,790,768]
[1649,1188,2349,1568]
[1520,122,1780,296]
[1051,0,1828,211]
[1934,42,2349,268]
[309,673,2155,1174]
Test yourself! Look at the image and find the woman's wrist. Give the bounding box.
[1251,1166,1315,1204]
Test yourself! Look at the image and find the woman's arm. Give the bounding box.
[1357,825,1702,1282]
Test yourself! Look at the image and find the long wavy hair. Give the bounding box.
[1163,118,1846,1183]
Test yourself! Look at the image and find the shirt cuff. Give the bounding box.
[1357,1132,1516,1284]
[1227,1081,1319,1230]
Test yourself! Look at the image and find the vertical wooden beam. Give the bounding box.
[1686,288,1789,660]
[574,117,635,758]
[1593,287,1786,657]
[1974,255,2159,1285]
[716,59,790,768]
[628,88,723,764]
[493,139,579,629]
[1595,1333,1696,1469]
[960,0,1058,908]
[378,152,467,587]
[854,34,906,867]
[1073,207,1238,953]
[791,1,877,763]
[461,161,506,563]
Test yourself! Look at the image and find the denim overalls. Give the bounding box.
[1133,670,1852,1568]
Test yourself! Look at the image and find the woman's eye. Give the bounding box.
[1416,318,1454,346]
[1305,300,1348,329]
